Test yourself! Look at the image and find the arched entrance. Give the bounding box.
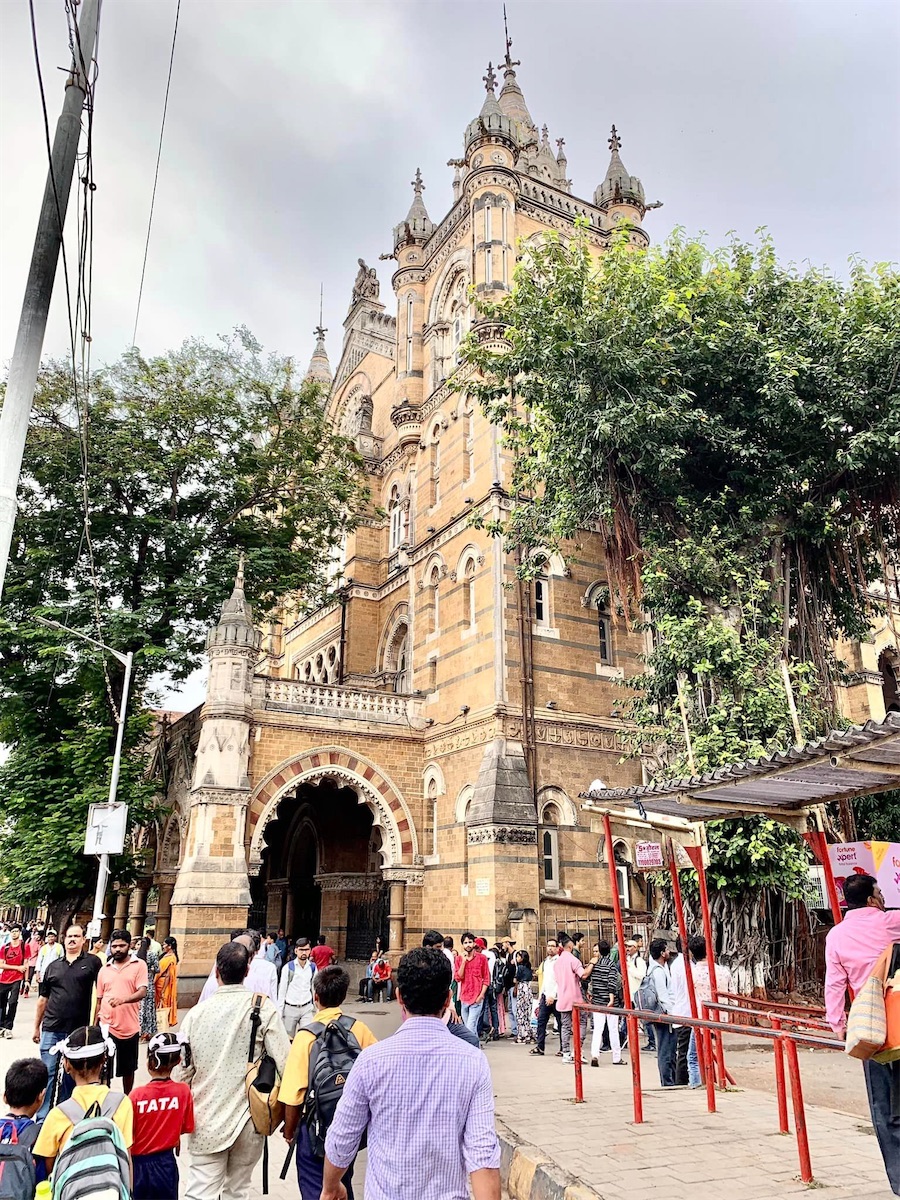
[248,748,419,956]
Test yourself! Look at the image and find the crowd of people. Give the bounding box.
[2,881,897,1198]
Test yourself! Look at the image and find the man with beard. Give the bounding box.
[96,928,149,1094]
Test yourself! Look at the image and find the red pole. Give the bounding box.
[603,812,643,1124]
[701,1006,716,1114]
[770,1017,790,1134]
[803,830,843,925]
[573,1003,585,1103]
[686,844,727,1087]
[784,1035,814,1183]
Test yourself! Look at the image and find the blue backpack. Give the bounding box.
[0,1116,39,1200]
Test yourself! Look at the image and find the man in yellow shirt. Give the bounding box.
[281,966,376,1200]
[34,1025,133,1175]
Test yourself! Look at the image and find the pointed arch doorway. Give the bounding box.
[249,777,390,954]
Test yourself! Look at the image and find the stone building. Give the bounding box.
[129,48,900,994]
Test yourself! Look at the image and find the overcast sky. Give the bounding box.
[2,0,899,708]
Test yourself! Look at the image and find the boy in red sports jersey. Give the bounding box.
[129,1032,194,1199]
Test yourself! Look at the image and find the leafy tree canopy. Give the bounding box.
[0,330,367,911]
[462,231,899,981]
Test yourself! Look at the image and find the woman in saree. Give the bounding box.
[154,935,179,1028]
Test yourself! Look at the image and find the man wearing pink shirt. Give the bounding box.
[824,873,900,1195]
[554,934,586,1064]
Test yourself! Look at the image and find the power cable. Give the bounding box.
[131,0,181,348]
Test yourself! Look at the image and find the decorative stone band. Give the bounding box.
[382,867,425,887]
[314,872,379,893]
[467,825,538,846]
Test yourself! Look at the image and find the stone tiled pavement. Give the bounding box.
[1,992,891,1198]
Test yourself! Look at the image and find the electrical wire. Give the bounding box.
[131,0,181,348]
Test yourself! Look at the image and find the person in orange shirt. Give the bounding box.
[96,929,149,1095]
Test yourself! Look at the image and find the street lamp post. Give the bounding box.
[36,618,133,925]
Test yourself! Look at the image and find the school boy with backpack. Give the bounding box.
[280,965,377,1199]
[129,1031,195,1199]
[32,1025,132,1197]
[1,1057,49,1199]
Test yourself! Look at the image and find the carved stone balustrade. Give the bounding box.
[256,676,423,727]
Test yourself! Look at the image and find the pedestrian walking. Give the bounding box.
[0,924,27,1038]
[178,941,291,1200]
[278,938,317,1037]
[554,933,585,1064]
[34,930,62,986]
[23,929,41,997]
[310,935,336,970]
[454,932,490,1037]
[644,939,677,1086]
[199,931,277,1004]
[281,966,377,1198]
[96,928,150,1094]
[32,924,102,1119]
[587,941,624,1066]
[825,873,900,1196]
[531,937,559,1056]
[513,950,534,1043]
[137,935,160,1041]
[321,947,501,1200]
[155,936,180,1029]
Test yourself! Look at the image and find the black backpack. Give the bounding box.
[490,956,508,997]
[302,1015,363,1157]
[0,1118,39,1200]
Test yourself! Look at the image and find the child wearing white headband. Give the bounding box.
[129,1031,195,1199]
[33,1024,133,1173]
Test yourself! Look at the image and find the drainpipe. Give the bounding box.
[338,579,352,685]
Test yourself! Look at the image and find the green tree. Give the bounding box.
[0,330,367,919]
[463,230,899,986]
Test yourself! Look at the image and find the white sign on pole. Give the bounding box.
[635,841,665,871]
[85,918,102,939]
[84,803,128,856]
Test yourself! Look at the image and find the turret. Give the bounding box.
[393,170,432,407]
[464,65,518,301]
[305,324,332,389]
[594,126,661,238]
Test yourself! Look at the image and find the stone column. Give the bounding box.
[155,882,174,942]
[128,884,148,938]
[113,887,130,927]
[284,892,295,942]
[383,867,423,954]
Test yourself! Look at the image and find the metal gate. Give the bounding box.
[345,884,390,959]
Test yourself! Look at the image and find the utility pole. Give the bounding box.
[0,0,101,598]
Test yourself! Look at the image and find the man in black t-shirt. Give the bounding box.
[32,924,101,1118]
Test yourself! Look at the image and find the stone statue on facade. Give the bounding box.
[352,259,380,304]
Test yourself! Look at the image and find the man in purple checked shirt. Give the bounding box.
[322,947,501,1200]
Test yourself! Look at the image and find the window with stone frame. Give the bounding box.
[427,424,441,508]
[540,802,561,890]
[388,484,405,551]
[464,557,477,629]
[463,403,475,481]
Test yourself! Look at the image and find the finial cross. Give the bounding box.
[556,137,566,152]
[483,62,497,92]
[503,4,520,70]
[608,125,622,152]
[314,324,327,341]
[411,167,425,194]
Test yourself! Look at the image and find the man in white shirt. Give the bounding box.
[277,937,317,1037]
[646,938,676,1086]
[35,931,63,983]
[671,934,733,1088]
[531,937,559,1056]
[179,942,291,1200]
[199,931,278,1005]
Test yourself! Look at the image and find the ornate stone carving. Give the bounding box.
[382,867,425,887]
[352,259,380,303]
[314,872,378,892]
[466,825,537,846]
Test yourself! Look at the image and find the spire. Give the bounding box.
[497,7,534,132]
[305,287,332,385]
[394,167,434,248]
[212,553,257,639]
[594,124,647,214]
[480,61,503,118]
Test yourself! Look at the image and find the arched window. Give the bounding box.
[425,774,440,857]
[613,841,631,911]
[428,425,441,508]
[540,802,561,891]
[464,558,477,629]
[423,566,441,638]
[534,569,549,627]
[463,405,475,480]
[596,601,612,664]
[501,205,509,284]
[484,199,492,242]
[880,650,899,713]
[405,294,415,374]
[388,485,404,551]
[395,633,410,692]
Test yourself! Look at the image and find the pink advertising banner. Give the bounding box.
[827,841,900,909]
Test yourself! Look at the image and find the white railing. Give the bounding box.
[258,677,421,726]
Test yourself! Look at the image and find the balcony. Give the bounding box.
[256,676,423,726]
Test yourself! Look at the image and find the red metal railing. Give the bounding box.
[571,999,843,1185]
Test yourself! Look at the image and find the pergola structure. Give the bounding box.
[577,713,900,1096]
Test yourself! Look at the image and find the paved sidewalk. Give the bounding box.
[0,992,890,1198]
